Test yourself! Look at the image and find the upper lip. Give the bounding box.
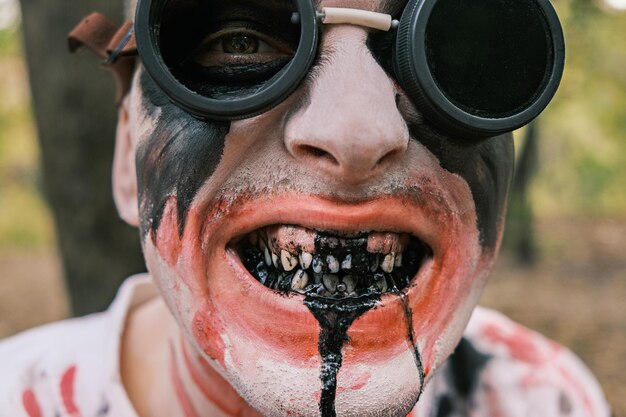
[205,193,448,259]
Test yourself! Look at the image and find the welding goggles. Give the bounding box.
[131,0,564,138]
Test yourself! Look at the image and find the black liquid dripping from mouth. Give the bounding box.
[304,296,379,417]
[389,275,426,402]
[398,291,426,396]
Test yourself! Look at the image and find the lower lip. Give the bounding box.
[222,245,435,360]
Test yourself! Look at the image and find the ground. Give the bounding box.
[0,218,624,416]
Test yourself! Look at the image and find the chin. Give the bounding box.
[141,169,497,416]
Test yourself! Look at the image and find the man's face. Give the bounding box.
[118,0,514,415]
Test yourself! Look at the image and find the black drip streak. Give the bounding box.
[304,296,378,417]
[393,288,426,397]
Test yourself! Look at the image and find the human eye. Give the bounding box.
[189,24,295,67]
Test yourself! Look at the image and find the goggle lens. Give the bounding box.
[425,0,552,118]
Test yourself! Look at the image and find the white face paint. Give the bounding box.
[117,0,513,415]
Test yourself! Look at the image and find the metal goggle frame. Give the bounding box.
[135,0,565,137]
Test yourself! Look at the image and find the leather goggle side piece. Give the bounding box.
[68,13,138,103]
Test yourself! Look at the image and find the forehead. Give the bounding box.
[126,0,399,19]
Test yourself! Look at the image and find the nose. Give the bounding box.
[284,28,409,185]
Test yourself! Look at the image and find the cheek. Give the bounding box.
[403,168,497,377]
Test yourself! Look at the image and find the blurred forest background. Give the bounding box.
[0,0,624,414]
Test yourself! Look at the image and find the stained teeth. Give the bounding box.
[374,273,388,292]
[395,253,403,267]
[243,227,428,299]
[291,269,309,291]
[281,250,298,271]
[343,275,356,293]
[371,254,380,272]
[341,254,352,271]
[312,256,324,274]
[299,252,313,269]
[264,246,272,266]
[323,274,339,293]
[381,253,396,273]
[326,255,340,273]
[249,233,259,245]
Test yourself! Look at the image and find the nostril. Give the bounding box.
[298,145,338,165]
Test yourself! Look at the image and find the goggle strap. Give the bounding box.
[68,13,138,103]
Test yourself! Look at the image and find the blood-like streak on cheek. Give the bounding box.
[155,197,183,268]
[192,301,227,368]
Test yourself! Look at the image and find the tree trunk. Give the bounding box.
[503,121,539,266]
[18,0,145,315]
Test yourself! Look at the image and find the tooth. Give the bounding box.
[343,275,356,293]
[367,232,401,254]
[272,252,279,269]
[314,272,323,284]
[341,254,352,270]
[374,273,388,292]
[291,269,309,292]
[326,255,340,273]
[281,250,298,272]
[323,274,339,293]
[248,233,259,245]
[264,246,272,266]
[371,254,380,272]
[312,256,324,274]
[381,253,396,273]
[395,253,403,267]
[326,237,339,248]
[299,252,313,269]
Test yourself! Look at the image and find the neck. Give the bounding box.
[169,335,262,417]
[121,297,261,417]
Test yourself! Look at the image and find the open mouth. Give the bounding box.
[235,225,433,299]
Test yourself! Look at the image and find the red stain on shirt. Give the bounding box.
[60,365,83,417]
[21,389,42,417]
[482,323,544,366]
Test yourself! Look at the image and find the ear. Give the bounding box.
[112,95,140,227]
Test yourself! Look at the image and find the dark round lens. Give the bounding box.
[424,0,552,118]
[157,0,301,101]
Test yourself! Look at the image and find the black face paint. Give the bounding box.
[409,123,514,249]
[303,296,379,417]
[136,70,230,238]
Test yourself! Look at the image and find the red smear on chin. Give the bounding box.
[192,301,227,368]
[155,197,182,268]
[21,389,42,417]
[171,346,201,417]
[182,339,263,417]
[60,366,83,417]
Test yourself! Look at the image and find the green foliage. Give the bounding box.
[532,0,626,218]
[0,27,54,249]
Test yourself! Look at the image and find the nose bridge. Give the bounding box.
[284,28,409,184]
